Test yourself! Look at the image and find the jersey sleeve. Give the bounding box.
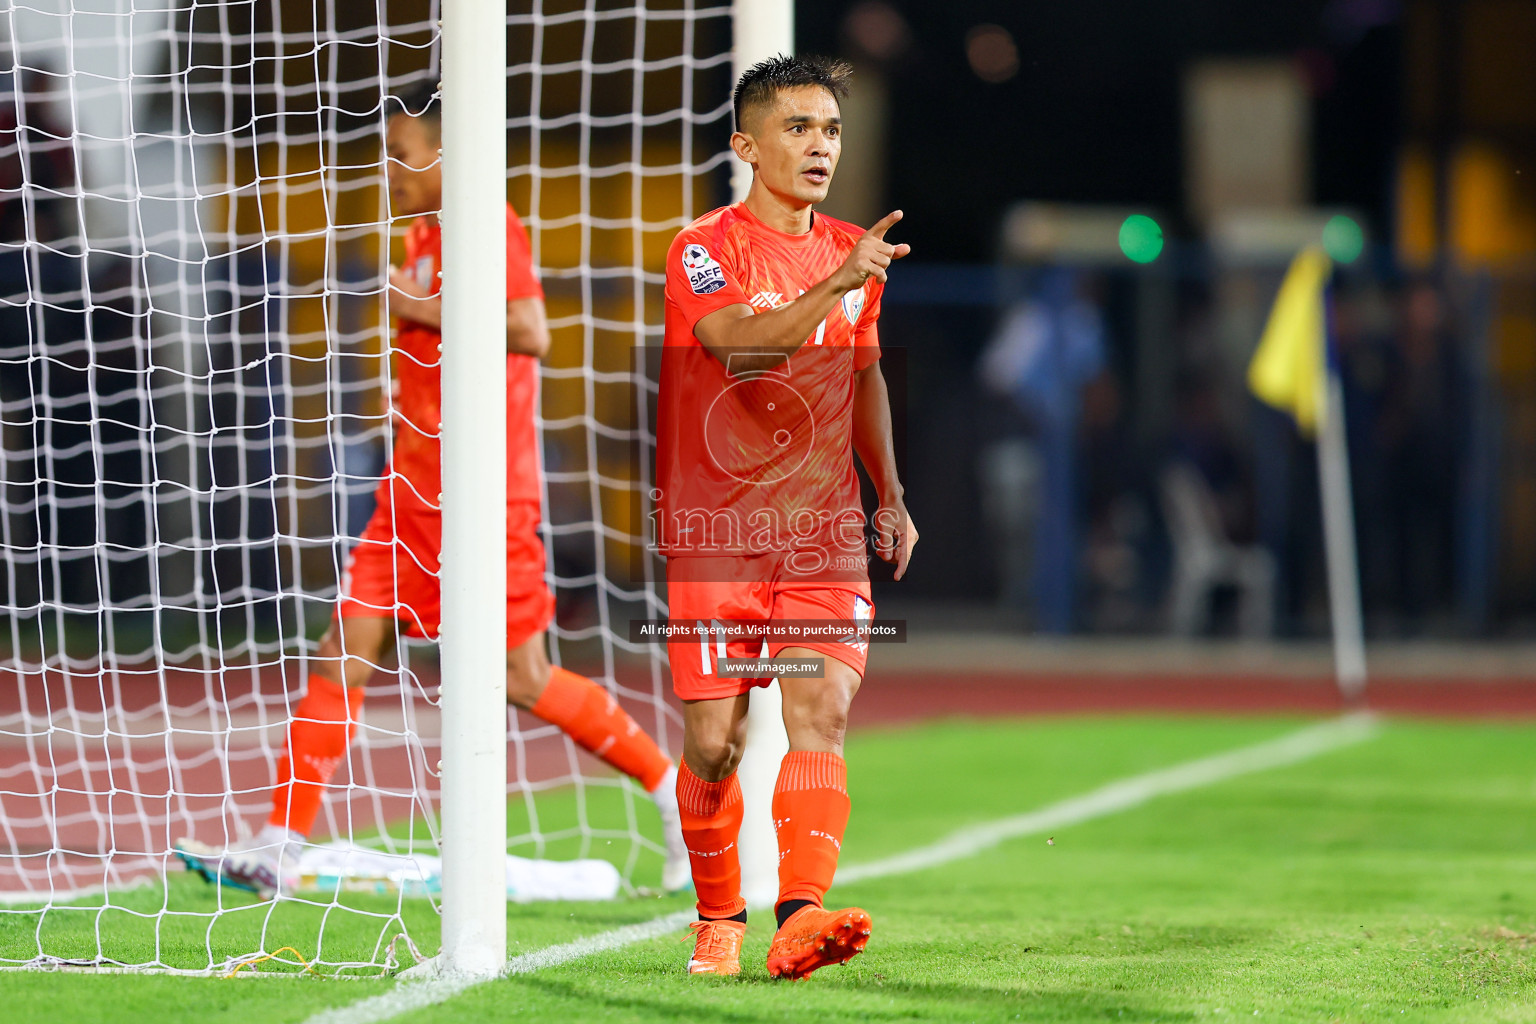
[665,224,752,332]
[853,278,883,371]
[505,205,543,302]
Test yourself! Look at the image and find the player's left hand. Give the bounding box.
[388,264,442,327]
[873,497,918,580]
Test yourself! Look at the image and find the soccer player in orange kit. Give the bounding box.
[657,55,917,978]
[177,83,688,898]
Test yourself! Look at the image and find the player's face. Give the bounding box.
[740,86,842,207]
[385,114,442,216]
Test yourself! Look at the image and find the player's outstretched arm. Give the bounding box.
[694,211,910,375]
[388,266,549,359]
[388,264,441,329]
[853,361,917,580]
[506,297,550,358]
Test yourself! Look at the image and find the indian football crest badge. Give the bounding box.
[681,243,727,295]
[841,285,865,326]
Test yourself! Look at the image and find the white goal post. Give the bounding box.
[437,0,509,981]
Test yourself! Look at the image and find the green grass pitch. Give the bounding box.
[4,714,1536,1022]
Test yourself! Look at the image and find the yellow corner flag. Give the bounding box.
[1247,246,1333,436]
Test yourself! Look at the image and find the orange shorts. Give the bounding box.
[338,477,554,649]
[665,557,874,701]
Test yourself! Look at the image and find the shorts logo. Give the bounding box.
[841,286,865,326]
[414,255,435,290]
[840,594,874,653]
[681,243,727,295]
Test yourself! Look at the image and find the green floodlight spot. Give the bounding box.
[1323,215,1365,263]
[1119,214,1164,264]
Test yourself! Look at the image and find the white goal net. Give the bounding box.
[0,0,733,974]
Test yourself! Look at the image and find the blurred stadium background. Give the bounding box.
[794,0,1536,653]
[8,0,1535,669]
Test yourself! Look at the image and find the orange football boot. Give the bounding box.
[765,904,872,980]
[686,918,746,975]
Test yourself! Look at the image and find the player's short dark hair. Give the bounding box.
[391,80,440,138]
[733,53,852,133]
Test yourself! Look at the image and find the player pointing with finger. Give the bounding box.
[658,54,917,979]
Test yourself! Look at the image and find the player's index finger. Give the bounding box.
[866,209,903,239]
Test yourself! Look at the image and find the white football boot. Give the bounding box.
[174,824,299,900]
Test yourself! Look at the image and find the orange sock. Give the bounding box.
[676,759,745,919]
[529,666,671,791]
[772,750,850,908]
[268,675,364,837]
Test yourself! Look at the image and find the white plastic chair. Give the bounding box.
[1160,462,1275,637]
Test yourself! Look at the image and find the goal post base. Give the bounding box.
[396,950,505,984]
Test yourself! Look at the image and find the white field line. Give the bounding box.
[303,912,697,1024]
[303,712,1378,1024]
[841,710,1377,883]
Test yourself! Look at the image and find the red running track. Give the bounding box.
[850,670,1536,726]
[4,660,1533,895]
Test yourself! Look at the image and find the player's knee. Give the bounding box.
[504,646,552,709]
[815,706,850,747]
[691,737,744,778]
[315,624,341,659]
[684,724,745,779]
[789,705,848,752]
[317,617,393,689]
[782,677,856,752]
[311,627,348,685]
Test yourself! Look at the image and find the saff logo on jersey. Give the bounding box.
[681,243,727,295]
[841,286,865,326]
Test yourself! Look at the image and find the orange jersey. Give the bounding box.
[392,204,545,508]
[657,203,882,571]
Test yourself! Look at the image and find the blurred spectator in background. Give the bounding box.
[1372,279,1464,631]
[1079,368,1147,633]
[976,268,1105,632]
[0,65,80,615]
[1334,278,1397,633]
[1169,370,1254,545]
[0,66,76,259]
[0,64,78,354]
